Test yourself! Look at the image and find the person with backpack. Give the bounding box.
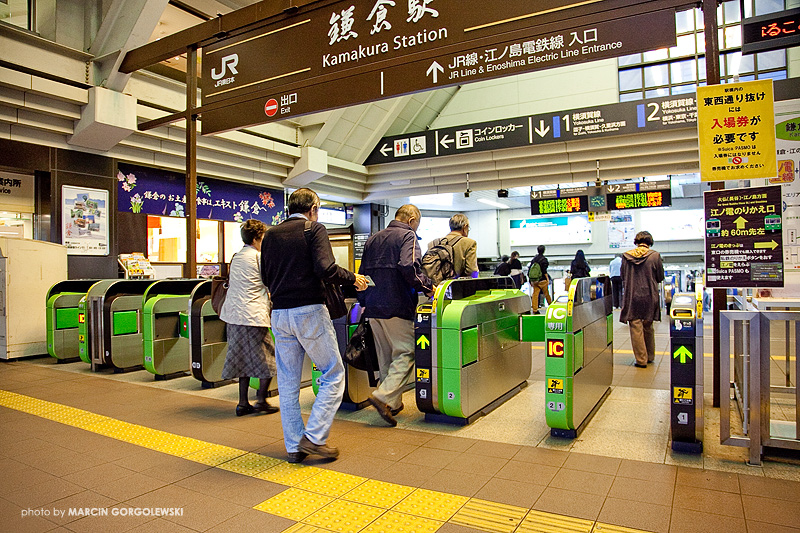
[528,245,552,314]
[358,205,434,427]
[423,213,478,284]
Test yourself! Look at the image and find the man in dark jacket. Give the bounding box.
[359,204,434,426]
[620,231,664,368]
[493,255,511,276]
[262,188,368,462]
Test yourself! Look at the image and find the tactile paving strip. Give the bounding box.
[392,488,469,522]
[281,524,333,533]
[253,488,334,521]
[593,523,653,533]
[255,462,324,486]
[360,510,443,533]
[342,479,416,509]
[184,444,248,466]
[449,498,528,533]
[296,469,367,498]
[517,509,594,533]
[303,499,384,533]
[218,452,283,476]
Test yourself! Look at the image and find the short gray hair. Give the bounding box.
[449,213,469,231]
[395,204,420,223]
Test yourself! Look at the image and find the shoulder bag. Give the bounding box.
[303,220,347,319]
[344,315,379,386]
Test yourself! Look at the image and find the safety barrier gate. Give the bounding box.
[720,310,800,465]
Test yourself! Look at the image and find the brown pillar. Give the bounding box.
[185,45,198,279]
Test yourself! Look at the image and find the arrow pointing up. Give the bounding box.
[379,143,391,157]
[733,216,748,230]
[416,335,430,350]
[427,61,444,84]
[673,345,693,364]
[534,119,550,137]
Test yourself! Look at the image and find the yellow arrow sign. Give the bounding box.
[754,240,779,250]
[416,335,430,350]
[733,216,748,230]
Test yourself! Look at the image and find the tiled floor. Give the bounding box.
[1,312,798,533]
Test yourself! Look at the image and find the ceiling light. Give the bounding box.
[477,198,509,209]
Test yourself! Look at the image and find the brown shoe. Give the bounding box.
[298,435,339,459]
[369,396,398,427]
[254,401,279,414]
[390,403,404,416]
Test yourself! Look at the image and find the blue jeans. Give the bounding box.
[271,304,344,453]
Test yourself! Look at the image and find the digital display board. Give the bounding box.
[742,8,800,54]
[530,195,589,216]
[607,189,672,210]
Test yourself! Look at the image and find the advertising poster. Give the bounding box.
[704,185,783,288]
[607,213,635,249]
[62,185,109,256]
[697,79,777,181]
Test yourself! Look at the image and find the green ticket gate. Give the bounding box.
[46,280,101,362]
[415,277,540,424]
[186,281,229,387]
[311,301,379,409]
[79,280,117,364]
[88,279,154,372]
[142,279,205,379]
[669,293,704,453]
[545,276,613,438]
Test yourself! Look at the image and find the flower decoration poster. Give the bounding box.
[62,185,108,256]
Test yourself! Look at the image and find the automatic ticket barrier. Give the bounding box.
[669,293,704,453]
[185,281,228,387]
[415,277,537,424]
[46,280,101,362]
[88,279,154,372]
[142,279,205,379]
[545,276,613,438]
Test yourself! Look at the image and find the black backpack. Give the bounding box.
[421,236,462,285]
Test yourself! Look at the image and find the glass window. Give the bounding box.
[696,32,706,54]
[223,221,244,263]
[758,70,787,81]
[670,34,696,58]
[0,0,30,30]
[675,9,695,33]
[736,52,754,74]
[672,84,697,95]
[644,64,669,88]
[757,50,786,70]
[643,49,669,62]
[147,216,187,263]
[620,92,642,102]
[645,88,670,98]
[618,53,641,66]
[724,26,741,49]
[695,8,705,30]
[671,60,697,83]
[755,0,784,16]
[723,1,741,23]
[619,69,643,91]
[196,220,219,263]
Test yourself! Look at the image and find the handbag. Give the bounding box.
[210,275,229,315]
[303,220,347,319]
[344,315,379,386]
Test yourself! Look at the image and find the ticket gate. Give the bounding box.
[88,279,153,372]
[311,301,379,410]
[78,280,116,364]
[415,277,536,424]
[46,280,101,362]
[142,279,206,379]
[186,281,230,387]
[669,293,704,453]
[545,276,613,438]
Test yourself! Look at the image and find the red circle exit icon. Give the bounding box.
[732,156,743,165]
[264,99,278,117]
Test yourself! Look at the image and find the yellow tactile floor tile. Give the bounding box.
[302,499,384,533]
[360,510,443,533]
[392,488,469,522]
[40,408,109,427]
[281,523,334,533]
[146,434,211,457]
[342,479,416,509]
[593,523,651,533]
[184,444,248,466]
[218,452,283,476]
[516,510,594,533]
[254,488,334,521]
[296,469,367,498]
[449,498,528,533]
[255,461,324,486]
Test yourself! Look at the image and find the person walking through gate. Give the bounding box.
[261,188,369,463]
[620,231,665,368]
[609,254,623,309]
[529,245,552,314]
[358,204,434,426]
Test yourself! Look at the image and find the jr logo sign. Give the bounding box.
[211,54,239,84]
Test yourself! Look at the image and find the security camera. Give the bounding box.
[464,189,471,198]
[497,189,509,198]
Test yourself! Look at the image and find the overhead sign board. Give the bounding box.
[365,93,697,165]
[742,8,800,55]
[201,2,677,134]
[606,181,672,210]
[530,188,590,216]
[704,185,784,288]
[696,79,777,182]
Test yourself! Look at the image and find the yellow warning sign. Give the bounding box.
[673,386,693,405]
[548,378,564,394]
[416,368,429,380]
[78,334,84,342]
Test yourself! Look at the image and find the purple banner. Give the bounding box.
[117,163,285,225]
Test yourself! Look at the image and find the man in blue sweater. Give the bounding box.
[358,204,434,426]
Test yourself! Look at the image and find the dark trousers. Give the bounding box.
[611,276,623,308]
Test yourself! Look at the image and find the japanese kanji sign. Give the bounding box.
[200,1,677,134]
[704,185,784,288]
[697,79,777,182]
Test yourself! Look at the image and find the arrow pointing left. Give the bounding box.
[426,61,444,84]
[379,143,391,157]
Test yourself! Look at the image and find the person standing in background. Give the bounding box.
[620,231,665,368]
[427,213,478,278]
[493,255,511,276]
[609,254,623,309]
[509,251,524,288]
[569,250,591,278]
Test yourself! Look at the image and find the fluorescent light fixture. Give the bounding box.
[477,198,509,209]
